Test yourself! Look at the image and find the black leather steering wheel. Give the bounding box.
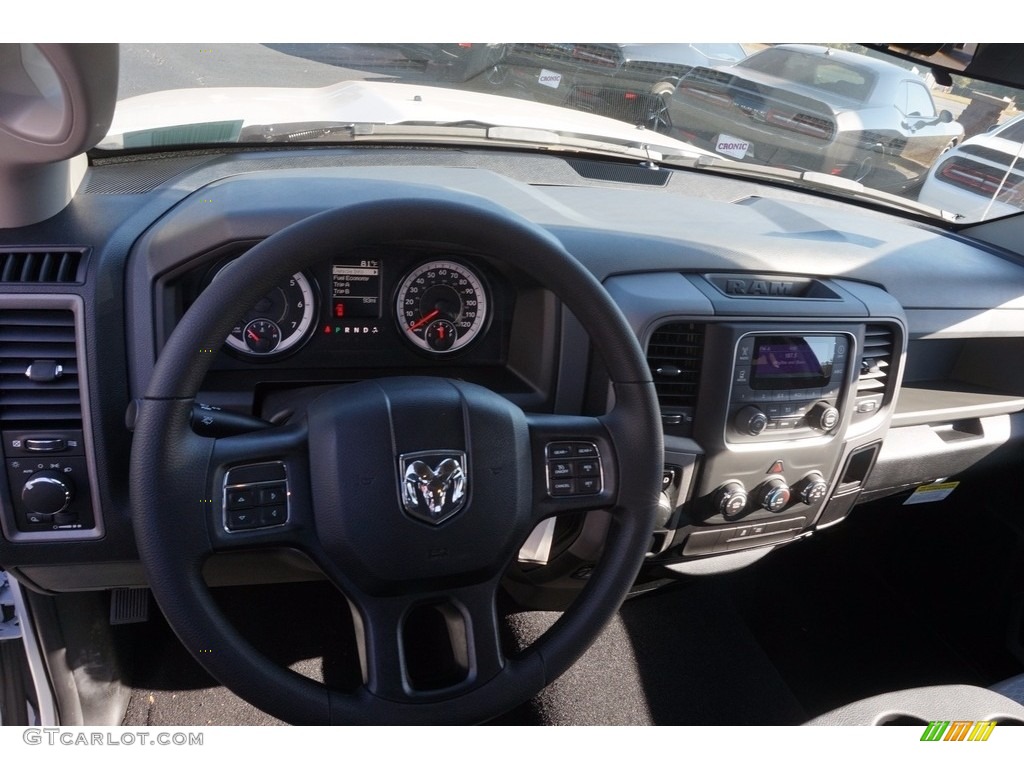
[129,193,662,724]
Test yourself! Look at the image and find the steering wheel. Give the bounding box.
[129,193,662,724]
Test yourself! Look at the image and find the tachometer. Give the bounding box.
[396,260,488,354]
[217,265,317,359]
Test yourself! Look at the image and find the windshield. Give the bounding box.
[102,43,1024,224]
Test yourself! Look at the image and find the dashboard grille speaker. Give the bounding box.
[0,249,86,283]
[647,321,704,425]
[0,309,81,425]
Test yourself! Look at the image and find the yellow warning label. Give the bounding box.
[903,481,960,505]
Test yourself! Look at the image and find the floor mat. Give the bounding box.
[503,582,807,725]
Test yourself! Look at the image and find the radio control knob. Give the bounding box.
[798,473,829,506]
[22,470,74,516]
[807,402,840,432]
[756,477,791,513]
[714,482,748,518]
[734,406,768,436]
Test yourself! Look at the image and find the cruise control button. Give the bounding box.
[550,462,574,478]
[577,476,601,494]
[576,459,600,477]
[549,479,576,496]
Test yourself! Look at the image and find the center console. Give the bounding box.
[603,271,905,569]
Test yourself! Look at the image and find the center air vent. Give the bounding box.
[646,321,704,434]
[0,309,81,426]
[854,324,894,419]
[0,249,87,284]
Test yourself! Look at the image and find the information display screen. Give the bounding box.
[750,335,836,389]
[331,259,381,320]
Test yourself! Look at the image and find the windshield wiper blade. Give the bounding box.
[240,119,710,163]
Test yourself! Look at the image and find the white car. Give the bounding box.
[918,113,1024,221]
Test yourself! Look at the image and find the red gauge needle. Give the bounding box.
[246,328,260,342]
[408,308,440,331]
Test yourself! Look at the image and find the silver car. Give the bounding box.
[667,44,963,192]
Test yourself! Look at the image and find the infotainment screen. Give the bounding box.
[750,335,837,389]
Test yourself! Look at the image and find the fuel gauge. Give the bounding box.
[242,319,281,355]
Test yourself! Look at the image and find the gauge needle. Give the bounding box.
[246,328,260,342]
[408,308,440,331]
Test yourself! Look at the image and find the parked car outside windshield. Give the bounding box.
[918,112,1024,221]
[665,44,963,192]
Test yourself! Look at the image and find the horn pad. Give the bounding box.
[306,377,532,594]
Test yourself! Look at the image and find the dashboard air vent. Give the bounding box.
[646,321,704,434]
[0,309,81,425]
[0,249,87,284]
[854,324,894,418]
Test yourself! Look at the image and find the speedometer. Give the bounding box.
[396,260,489,354]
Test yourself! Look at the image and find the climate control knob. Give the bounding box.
[807,402,840,432]
[734,406,768,436]
[756,477,791,513]
[798,473,829,506]
[21,470,74,516]
[714,482,748,518]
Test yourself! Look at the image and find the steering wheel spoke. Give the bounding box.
[526,412,618,520]
[205,422,315,553]
[342,577,506,705]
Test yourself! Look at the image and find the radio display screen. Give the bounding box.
[750,335,837,389]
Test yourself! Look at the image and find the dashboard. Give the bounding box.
[3,146,1024,601]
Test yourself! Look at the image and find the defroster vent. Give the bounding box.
[647,321,704,434]
[0,309,81,426]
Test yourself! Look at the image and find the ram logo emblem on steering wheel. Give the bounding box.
[399,451,468,525]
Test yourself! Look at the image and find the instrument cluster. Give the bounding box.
[192,246,501,365]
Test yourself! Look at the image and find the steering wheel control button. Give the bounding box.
[545,442,602,496]
[226,489,256,509]
[550,479,576,496]
[547,444,573,459]
[223,463,289,532]
[226,509,261,530]
[258,484,286,505]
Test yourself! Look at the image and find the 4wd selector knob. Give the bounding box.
[21,470,74,516]
[756,477,791,513]
[734,406,768,436]
[807,401,840,432]
[714,482,748,518]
